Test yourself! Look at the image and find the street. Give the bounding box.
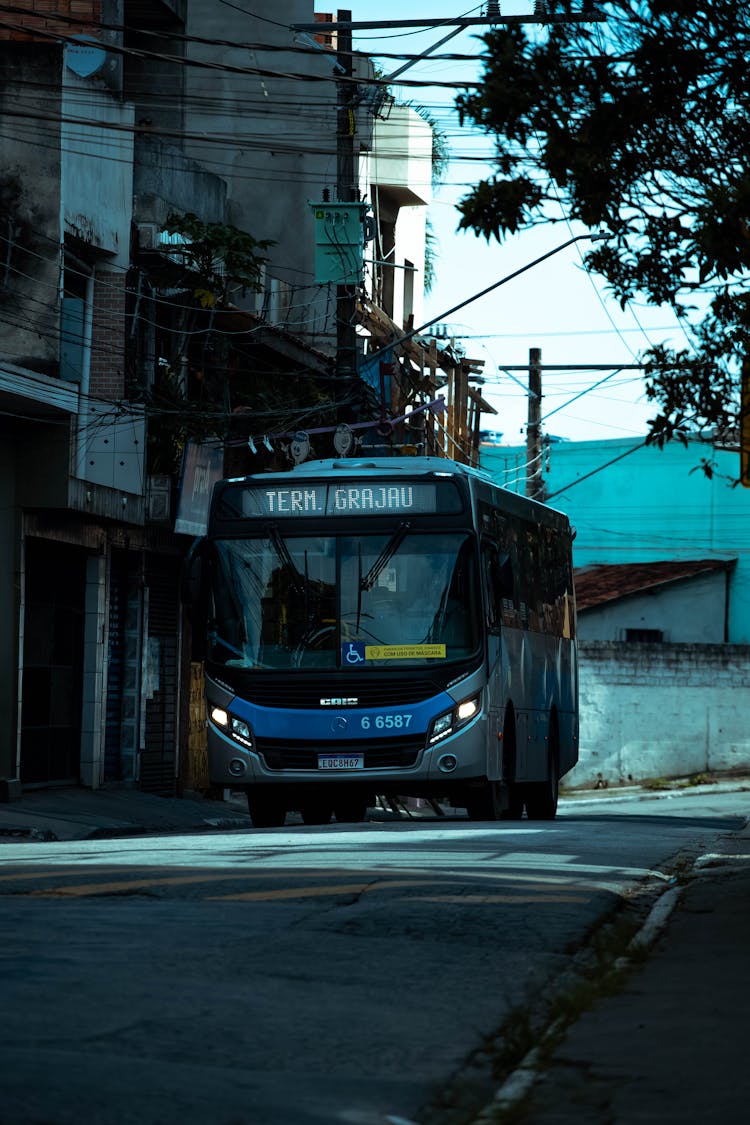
[0,789,747,1125]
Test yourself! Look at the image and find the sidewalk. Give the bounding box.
[0,773,747,842]
[472,815,750,1124]
[0,785,255,841]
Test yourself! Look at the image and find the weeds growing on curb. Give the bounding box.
[419,883,665,1125]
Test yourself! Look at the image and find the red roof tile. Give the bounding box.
[574,559,735,611]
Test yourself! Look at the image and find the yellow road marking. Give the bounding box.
[210,881,373,902]
[25,874,440,899]
[409,893,590,904]
[0,867,123,882]
[208,878,442,902]
[27,872,248,897]
[0,866,378,888]
[1,865,594,904]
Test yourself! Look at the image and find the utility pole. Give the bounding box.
[741,357,750,488]
[335,9,358,422]
[526,347,544,500]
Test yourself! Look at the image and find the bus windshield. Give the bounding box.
[207,531,479,670]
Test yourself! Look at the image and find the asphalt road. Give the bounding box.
[0,790,746,1125]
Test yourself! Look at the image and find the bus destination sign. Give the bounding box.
[239,482,443,517]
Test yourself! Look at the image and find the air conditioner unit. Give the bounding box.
[146,475,171,522]
[137,222,160,250]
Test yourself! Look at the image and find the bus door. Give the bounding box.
[481,539,515,780]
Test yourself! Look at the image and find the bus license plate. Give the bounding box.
[318,754,364,770]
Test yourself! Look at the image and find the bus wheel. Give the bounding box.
[333,797,368,824]
[465,780,502,821]
[300,799,333,825]
[246,787,287,828]
[524,730,560,821]
[499,782,524,820]
[498,708,523,819]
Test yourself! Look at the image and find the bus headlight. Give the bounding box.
[230,717,253,747]
[429,712,454,743]
[427,693,481,746]
[456,697,480,723]
[210,707,254,749]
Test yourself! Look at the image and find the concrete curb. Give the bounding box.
[83,816,255,840]
[0,826,59,841]
[561,777,750,806]
[470,876,686,1123]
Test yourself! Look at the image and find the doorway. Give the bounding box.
[20,539,86,785]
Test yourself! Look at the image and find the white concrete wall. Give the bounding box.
[370,105,433,205]
[577,571,729,643]
[62,67,134,268]
[361,105,432,329]
[183,0,336,345]
[393,204,427,331]
[564,641,750,789]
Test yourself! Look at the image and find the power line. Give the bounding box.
[545,441,649,501]
[0,12,484,90]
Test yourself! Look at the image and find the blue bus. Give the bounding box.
[190,456,578,826]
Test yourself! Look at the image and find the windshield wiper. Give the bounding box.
[265,523,305,595]
[207,627,244,658]
[360,521,411,592]
[356,541,363,631]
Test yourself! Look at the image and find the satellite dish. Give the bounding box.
[65,37,107,79]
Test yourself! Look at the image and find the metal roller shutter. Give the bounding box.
[140,554,181,794]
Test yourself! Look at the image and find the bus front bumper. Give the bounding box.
[206,717,489,790]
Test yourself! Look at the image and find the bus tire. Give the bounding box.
[500,782,524,820]
[333,796,368,824]
[246,787,287,828]
[465,780,502,821]
[524,721,560,821]
[300,798,333,825]
[499,708,524,819]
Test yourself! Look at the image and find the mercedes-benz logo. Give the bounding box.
[332,716,348,732]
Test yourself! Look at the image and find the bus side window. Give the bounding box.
[483,545,513,631]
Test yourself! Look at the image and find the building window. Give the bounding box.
[61,254,92,383]
[625,628,664,643]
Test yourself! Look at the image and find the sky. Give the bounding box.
[346,0,690,445]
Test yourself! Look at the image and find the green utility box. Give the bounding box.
[310,201,369,285]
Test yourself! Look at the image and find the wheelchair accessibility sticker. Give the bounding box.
[342,642,446,663]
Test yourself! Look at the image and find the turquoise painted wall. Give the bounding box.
[480,437,750,644]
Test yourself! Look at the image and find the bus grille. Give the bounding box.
[245,676,440,710]
[256,736,423,771]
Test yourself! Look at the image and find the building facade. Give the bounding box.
[1,0,465,796]
[1,2,157,792]
[482,436,750,640]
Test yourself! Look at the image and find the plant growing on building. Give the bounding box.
[159,211,273,308]
[134,213,277,474]
[408,103,450,295]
